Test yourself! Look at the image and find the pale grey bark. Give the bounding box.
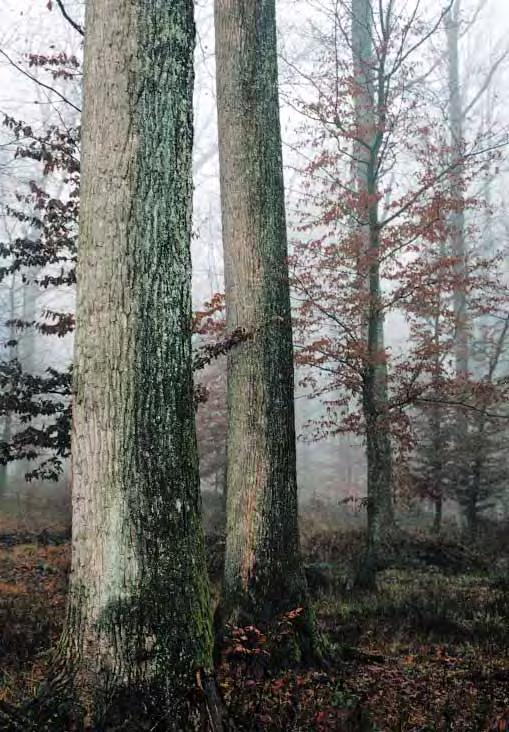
[215,0,311,636]
[63,1,219,725]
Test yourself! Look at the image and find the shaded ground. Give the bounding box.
[0,522,508,730]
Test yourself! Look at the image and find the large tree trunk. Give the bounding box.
[351,0,394,584]
[62,2,219,726]
[215,0,310,634]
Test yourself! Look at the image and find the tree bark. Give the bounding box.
[215,0,310,634]
[62,2,219,726]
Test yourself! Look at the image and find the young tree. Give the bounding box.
[291,0,451,578]
[288,0,502,575]
[62,1,220,726]
[350,0,395,574]
[215,0,311,634]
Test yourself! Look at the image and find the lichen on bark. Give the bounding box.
[62,1,219,726]
[214,0,314,647]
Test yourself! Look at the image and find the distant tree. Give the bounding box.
[0,110,78,481]
[289,0,500,579]
[0,271,17,495]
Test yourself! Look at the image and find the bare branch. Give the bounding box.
[0,48,81,113]
[55,0,84,36]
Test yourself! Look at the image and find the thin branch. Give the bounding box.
[415,396,509,420]
[55,0,84,36]
[0,48,81,113]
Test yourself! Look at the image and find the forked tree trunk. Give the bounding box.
[63,2,219,727]
[215,0,310,635]
[352,0,394,585]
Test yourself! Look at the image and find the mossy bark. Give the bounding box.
[63,1,219,727]
[215,0,311,636]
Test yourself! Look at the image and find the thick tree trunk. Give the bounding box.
[351,0,394,584]
[62,2,219,726]
[215,0,310,633]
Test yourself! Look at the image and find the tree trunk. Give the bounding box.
[352,0,394,584]
[433,497,443,534]
[446,2,471,522]
[215,0,310,635]
[446,2,469,382]
[62,2,220,726]
[430,302,445,535]
[0,412,11,497]
[0,274,17,497]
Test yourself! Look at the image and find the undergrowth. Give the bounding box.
[0,520,508,730]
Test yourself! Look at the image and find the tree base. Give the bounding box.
[1,662,226,732]
[215,603,325,676]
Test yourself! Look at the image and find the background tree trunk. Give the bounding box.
[352,0,394,585]
[446,1,472,530]
[0,273,16,497]
[63,1,218,725]
[215,0,310,633]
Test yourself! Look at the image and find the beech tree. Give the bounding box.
[288,0,502,576]
[61,1,220,726]
[215,0,311,634]
[291,0,453,574]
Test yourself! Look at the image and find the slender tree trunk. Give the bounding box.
[430,399,444,535]
[352,0,394,584]
[0,417,10,497]
[430,290,445,535]
[215,0,310,636]
[446,2,468,381]
[446,2,471,524]
[433,497,443,534]
[467,461,480,542]
[0,274,16,497]
[62,2,220,726]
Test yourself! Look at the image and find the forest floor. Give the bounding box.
[0,506,508,731]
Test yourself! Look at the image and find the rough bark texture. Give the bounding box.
[351,0,394,581]
[215,0,309,630]
[64,1,217,726]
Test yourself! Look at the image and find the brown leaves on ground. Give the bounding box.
[0,536,69,706]
[0,529,508,730]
